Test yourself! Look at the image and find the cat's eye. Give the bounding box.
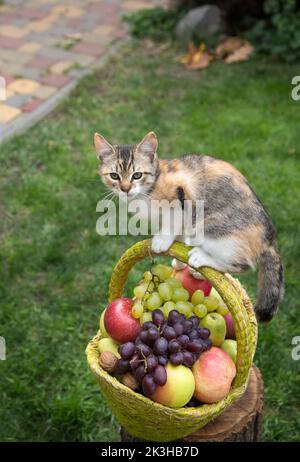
[110,173,120,180]
[132,172,143,180]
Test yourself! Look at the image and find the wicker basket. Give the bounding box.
[86,239,257,441]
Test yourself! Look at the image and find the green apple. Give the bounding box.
[151,363,195,408]
[98,337,120,358]
[221,339,237,364]
[210,287,224,301]
[200,312,226,346]
[205,287,227,312]
[99,309,109,337]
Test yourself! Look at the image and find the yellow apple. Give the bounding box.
[150,363,195,408]
[98,337,120,358]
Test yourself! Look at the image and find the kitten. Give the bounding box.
[94,131,284,322]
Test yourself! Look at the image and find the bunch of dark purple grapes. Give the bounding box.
[114,309,212,397]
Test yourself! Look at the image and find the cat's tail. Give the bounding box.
[255,243,284,322]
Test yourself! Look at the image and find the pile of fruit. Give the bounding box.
[98,263,237,408]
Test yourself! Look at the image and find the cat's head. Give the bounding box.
[94,131,159,199]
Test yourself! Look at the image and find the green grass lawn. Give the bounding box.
[0,41,300,442]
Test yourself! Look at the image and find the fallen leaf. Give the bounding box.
[178,41,211,69]
[181,41,198,64]
[188,41,197,55]
[178,54,190,64]
[215,36,244,58]
[191,51,202,63]
[225,42,253,63]
[199,42,206,53]
[187,52,212,70]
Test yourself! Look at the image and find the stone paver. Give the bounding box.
[27,55,58,70]
[0,0,161,143]
[19,42,42,54]
[40,73,71,88]
[21,98,43,112]
[33,84,56,99]
[50,60,73,74]
[8,78,41,94]
[0,103,21,123]
[6,93,32,108]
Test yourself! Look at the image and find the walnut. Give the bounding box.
[122,373,139,391]
[99,351,118,373]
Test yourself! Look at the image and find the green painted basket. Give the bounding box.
[86,240,257,441]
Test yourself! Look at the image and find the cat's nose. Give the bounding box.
[121,185,131,193]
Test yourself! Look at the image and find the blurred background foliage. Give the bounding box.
[125,0,300,62]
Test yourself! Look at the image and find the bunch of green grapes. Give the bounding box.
[193,287,229,318]
[132,264,229,324]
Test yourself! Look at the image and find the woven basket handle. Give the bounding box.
[108,239,255,388]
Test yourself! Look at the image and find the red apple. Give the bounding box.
[104,298,141,343]
[174,266,212,297]
[224,313,236,339]
[192,347,236,403]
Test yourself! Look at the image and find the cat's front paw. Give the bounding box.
[171,258,187,271]
[189,266,205,280]
[188,247,204,268]
[151,235,174,253]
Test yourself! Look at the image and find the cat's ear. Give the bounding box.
[136,131,158,161]
[94,133,114,160]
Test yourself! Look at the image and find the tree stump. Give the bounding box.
[120,365,263,442]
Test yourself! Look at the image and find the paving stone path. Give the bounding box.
[0,0,160,142]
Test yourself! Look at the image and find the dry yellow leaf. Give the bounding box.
[215,36,244,58]
[225,42,253,63]
[178,41,212,70]
[179,55,189,64]
[187,52,212,70]
[188,41,197,55]
[178,41,197,65]
[192,51,203,63]
[199,42,206,53]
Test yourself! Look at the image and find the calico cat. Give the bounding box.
[94,131,284,322]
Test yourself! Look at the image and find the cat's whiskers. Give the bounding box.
[139,192,152,201]
[101,190,115,202]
